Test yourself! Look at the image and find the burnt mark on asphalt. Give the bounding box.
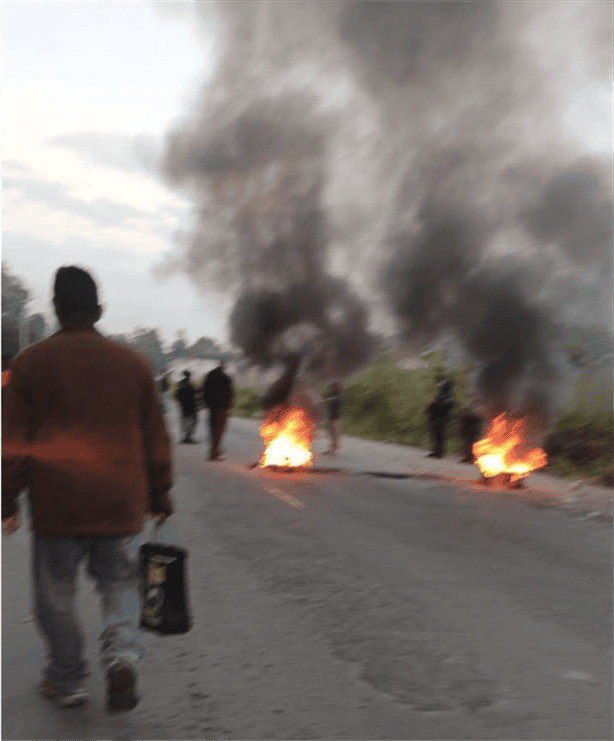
[248,463,451,483]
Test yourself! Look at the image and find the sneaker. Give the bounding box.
[40,678,89,708]
[106,660,140,713]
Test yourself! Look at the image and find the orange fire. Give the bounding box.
[473,413,548,482]
[259,406,314,468]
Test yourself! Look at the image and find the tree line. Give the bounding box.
[1,264,224,373]
[106,328,225,375]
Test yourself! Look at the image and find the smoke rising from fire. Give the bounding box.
[163,52,379,375]
[160,1,611,419]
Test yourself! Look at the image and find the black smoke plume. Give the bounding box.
[163,85,379,377]
[160,1,611,422]
[335,1,611,425]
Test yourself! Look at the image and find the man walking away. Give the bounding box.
[2,266,173,712]
[323,382,343,455]
[458,403,483,463]
[202,360,234,461]
[175,370,197,444]
[426,379,455,458]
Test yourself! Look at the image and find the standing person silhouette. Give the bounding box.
[175,370,197,443]
[202,360,234,461]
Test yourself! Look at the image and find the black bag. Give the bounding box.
[139,521,192,635]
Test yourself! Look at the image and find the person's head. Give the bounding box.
[442,379,453,394]
[183,370,191,380]
[332,382,341,393]
[53,266,101,327]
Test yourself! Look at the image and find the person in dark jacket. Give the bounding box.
[426,379,455,458]
[202,361,234,461]
[323,382,343,455]
[2,266,173,712]
[458,403,483,463]
[174,371,197,444]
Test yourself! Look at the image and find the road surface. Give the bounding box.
[2,411,611,739]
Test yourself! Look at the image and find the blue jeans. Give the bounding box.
[33,533,145,692]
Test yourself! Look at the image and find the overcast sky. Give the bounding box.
[2,1,612,350]
[2,1,232,348]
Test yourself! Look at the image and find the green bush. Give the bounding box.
[339,360,472,452]
[543,378,613,486]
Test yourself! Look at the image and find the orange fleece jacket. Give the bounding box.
[2,327,173,535]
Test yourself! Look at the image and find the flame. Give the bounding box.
[259,406,314,468]
[473,413,548,482]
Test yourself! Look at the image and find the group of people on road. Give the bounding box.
[170,364,234,461]
[170,354,344,460]
[1,264,484,725]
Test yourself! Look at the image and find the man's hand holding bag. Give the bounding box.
[139,518,192,635]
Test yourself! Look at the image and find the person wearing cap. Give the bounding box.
[2,266,173,712]
[174,370,198,444]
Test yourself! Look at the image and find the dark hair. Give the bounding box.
[53,266,99,317]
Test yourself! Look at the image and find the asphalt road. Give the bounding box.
[2,411,612,740]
